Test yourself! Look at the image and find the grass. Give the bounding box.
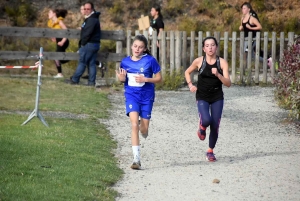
[0,76,123,200]
[0,77,110,118]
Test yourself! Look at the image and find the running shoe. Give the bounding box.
[197,129,206,141]
[53,73,64,78]
[130,161,141,170]
[206,152,216,162]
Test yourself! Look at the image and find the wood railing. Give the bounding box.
[0,27,126,62]
[0,27,297,84]
[127,30,297,84]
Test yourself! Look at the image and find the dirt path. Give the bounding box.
[103,86,300,201]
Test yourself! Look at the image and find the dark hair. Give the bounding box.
[202,36,218,47]
[133,34,151,55]
[85,2,95,11]
[152,5,163,20]
[53,8,68,18]
[241,2,259,22]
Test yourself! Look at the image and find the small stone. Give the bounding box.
[213,179,220,183]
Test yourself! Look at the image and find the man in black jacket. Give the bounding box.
[70,2,101,86]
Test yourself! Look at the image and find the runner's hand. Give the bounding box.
[116,68,127,82]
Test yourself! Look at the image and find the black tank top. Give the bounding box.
[242,16,257,38]
[196,60,223,103]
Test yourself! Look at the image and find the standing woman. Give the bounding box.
[239,2,262,59]
[184,37,231,162]
[116,34,162,169]
[48,8,69,78]
[149,5,164,61]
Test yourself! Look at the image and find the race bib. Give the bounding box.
[127,73,145,87]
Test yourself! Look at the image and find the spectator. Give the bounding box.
[47,7,69,78]
[78,4,102,80]
[149,5,164,61]
[69,2,101,86]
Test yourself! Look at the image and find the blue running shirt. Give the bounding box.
[120,54,161,103]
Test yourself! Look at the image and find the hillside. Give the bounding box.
[0,0,299,34]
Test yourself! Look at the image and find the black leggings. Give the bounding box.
[197,99,224,149]
[55,39,69,69]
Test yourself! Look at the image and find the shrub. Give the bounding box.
[156,70,185,90]
[108,1,125,24]
[178,16,201,33]
[163,0,184,18]
[273,38,300,119]
[5,1,36,26]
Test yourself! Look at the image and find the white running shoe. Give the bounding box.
[54,73,64,78]
[130,161,141,170]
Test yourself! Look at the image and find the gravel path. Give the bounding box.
[103,85,300,201]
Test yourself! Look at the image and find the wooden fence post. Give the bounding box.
[254,32,260,84]
[189,31,195,82]
[166,31,170,62]
[288,32,294,46]
[214,31,220,56]
[170,31,175,75]
[271,32,276,79]
[161,31,166,78]
[190,31,195,66]
[262,32,269,83]
[279,32,285,63]
[143,30,149,40]
[231,31,237,84]
[152,31,157,60]
[115,40,122,81]
[175,31,182,74]
[182,31,187,70]
[126,30,131,56]
[223,32,228,61]
[246,32,253,84]
[198,31,203,57]
[239,31,245,83]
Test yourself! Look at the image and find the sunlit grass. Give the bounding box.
[0,77,110,118]
[0,76,123,200]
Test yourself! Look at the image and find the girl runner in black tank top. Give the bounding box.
[184,36,231,162]
[242,16,258,38]
[196,60,223,103]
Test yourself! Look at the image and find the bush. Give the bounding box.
[5,1,36,26]
[156,70,185,90]
[273,38,300,119]
[163,0,184,18]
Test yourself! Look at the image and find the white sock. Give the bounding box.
[132,146,140,162]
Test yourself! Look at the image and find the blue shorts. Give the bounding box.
[125,99,153,119]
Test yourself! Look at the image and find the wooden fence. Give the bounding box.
[0,27,297,84]
[127,30,297,84]
[0,27,126,62]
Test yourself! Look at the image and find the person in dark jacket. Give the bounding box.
[69,2,101,86]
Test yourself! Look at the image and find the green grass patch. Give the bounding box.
[0,76,123,200]
[0,77,110,118]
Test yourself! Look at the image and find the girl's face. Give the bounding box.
[48,10,55,19]
[80,6,85,16]
[150,8,158,17]
[203,39,217,56]
[131,40,146,57]
[242,5,250,15]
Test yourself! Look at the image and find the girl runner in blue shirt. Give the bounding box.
[116,34,162,169]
